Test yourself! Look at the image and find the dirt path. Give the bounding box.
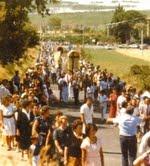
[116,48,150,62]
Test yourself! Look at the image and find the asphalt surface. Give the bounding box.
[0,86,123,165]
[0,106,122,166]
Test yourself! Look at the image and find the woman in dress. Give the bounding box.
[68,80,74,101]
[0,95,16,150]
[81,124,104,166]
[109,89,118,118]
[32,105,52,147]
[16,100,32,159]
[64,119,83,166]
[62,82,68,103]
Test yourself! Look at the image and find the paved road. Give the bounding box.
[0,104,122,166]
[0,125,121,166]
[0,87,123,165]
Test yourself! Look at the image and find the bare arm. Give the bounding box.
[0,110,3,128]
[80,113,86,124]
[100,147,104,166]
[134,150,150,166]
[81,149,87,166]
[133,155,145,166]
[45,130,51,146]
[54,140,63,155]
[32,119,39,136]
[64,147,68,165]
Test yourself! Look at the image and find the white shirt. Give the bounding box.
[119,107,126,115]
[80,104,93,124]
[139,131,150,154]
[117,95,126,110]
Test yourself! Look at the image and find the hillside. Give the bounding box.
[30,10,150,30]
[0,48,38,80]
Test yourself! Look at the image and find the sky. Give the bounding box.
[62,0,150,9]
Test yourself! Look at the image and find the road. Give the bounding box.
[0,104,122,166]
[0,84,123,166]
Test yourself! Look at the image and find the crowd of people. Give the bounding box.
[0,41,149,166]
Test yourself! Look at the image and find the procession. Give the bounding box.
[0,40,149,166]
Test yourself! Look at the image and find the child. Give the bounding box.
[29,136,40,166]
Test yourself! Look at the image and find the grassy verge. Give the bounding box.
[85,48,150,88]
[0,48,38,80]
[29,10,150,30]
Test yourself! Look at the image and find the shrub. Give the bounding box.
[130,65,150,90]
[130,65,142,75]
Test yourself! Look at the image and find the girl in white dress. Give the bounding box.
[81,124,104,166]
[68,80,74,100]
[0,96,16,150]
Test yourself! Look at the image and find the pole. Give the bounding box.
[72,55,74,74]
[107,25,110,37]
[141,29,144,56]
[147,19,150,37]
[81,25,84,49]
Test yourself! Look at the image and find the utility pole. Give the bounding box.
[81,25,85,49]
[141,28,144,56]
[107,25,110,37]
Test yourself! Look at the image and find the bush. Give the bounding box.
[80,48,92,60]
[130,65,142,75]
[130,65,150,90]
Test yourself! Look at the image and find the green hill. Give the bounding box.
[29,10,150,30]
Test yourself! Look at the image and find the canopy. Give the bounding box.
[68,50,80,58]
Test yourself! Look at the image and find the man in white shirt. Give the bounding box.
[80,97,94,134]
[117,90,127,112]
[119,101,128,116]
[139,131,150,154]
[139,96,150,134]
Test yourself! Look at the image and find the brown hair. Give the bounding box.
[72,119,82,130]
[85,124,98,136]
[40,105,50,115]
[1,95,11,106]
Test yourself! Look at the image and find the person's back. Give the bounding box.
[118,113,141,136]
[108,106,142,166]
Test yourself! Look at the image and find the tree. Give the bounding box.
[49,16,62,30]
[111,5,146,43]
[130,65,150,90]
[134,23,145,43]
[0,0,59,64]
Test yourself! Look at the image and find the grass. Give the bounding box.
[29,10,150,30]
[85,48,150,78]
[0,48,38,80]
[30,11,113,30]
